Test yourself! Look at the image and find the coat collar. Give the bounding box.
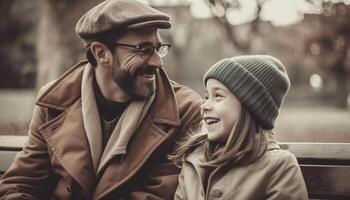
[184,133,281,196]
[150,68,181,126]
[36,60,86,110]
[186,133,281,168]
[266,132,280,151]
[36,60,181,127]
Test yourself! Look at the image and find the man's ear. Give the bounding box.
[90,41,113,66]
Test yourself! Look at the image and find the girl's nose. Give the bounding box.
[200,100,212,112]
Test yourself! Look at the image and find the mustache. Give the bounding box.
[135,66,158,75]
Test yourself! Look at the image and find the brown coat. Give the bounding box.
[175,135,309,200]
[0,61,202,200]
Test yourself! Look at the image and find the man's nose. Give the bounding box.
[146,51,162,69]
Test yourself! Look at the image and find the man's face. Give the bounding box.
[111,28,163,100]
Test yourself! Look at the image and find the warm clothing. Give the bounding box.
[0,60,202,200]
[174,135,308,200]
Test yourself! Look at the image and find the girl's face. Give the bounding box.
[201,79,242,143]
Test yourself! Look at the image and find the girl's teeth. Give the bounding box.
[206,118,219,125]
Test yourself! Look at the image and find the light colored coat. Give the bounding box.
[0,61,202,200]
[175,136,308,200]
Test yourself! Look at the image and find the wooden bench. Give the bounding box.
[1,136,349,199]
[279,142,350,200]
[0,136,27,174]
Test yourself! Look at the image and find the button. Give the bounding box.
[211,189,222,198]
[66,185,72,193]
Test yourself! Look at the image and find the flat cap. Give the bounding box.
[76,0,171,43]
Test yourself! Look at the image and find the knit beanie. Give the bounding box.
[203,55,290,129]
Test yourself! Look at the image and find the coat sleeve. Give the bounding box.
[0,104,54,200]
[265,151,309,200]
[129,91,202,200]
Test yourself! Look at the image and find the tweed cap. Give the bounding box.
[76,0,171,44]
[203,55,290,129]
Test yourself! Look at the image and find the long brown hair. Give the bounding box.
[169,107,268,168]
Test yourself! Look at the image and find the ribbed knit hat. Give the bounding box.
[203,55,290,129]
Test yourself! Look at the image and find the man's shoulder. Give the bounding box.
[170,80,202,102]
[36,60,88,108]
[169,80,202,126]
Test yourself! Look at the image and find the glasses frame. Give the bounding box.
[111,42,171,59]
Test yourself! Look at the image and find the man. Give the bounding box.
[0,0,202,199]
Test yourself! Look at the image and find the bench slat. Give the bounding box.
[280,142,350,164]
[0,135,27,151]
[301,164,350,199]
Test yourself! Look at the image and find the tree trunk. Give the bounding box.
[36,0,103,88]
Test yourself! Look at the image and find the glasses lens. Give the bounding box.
[157,45,169,58]
[139,45,154,59]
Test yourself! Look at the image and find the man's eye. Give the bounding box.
[139,46,153,53]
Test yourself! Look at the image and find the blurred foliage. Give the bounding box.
[198,0,350,108]
[303,1,350,108]
[0,0,349,108]
[205,0,266,51]
[0,0,38,88]
[35,0,104,87]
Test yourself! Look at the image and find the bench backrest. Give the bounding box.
[280,142,350,200]
[1,136,350,199]
[0,136,27,174]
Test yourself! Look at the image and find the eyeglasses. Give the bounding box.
[111,42,171,59]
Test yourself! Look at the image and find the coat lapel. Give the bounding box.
[93,121,169,199]
[36,61,96,194]
[39,100,96,194]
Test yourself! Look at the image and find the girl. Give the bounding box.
[172,55,308,200]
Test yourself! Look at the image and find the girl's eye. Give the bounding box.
[215,93,224,98]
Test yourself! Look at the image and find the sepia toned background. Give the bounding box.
[0,0,349,142]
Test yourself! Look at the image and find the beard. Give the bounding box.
[113,65,157,100]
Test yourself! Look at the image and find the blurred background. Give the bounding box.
[0,0,349,142]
